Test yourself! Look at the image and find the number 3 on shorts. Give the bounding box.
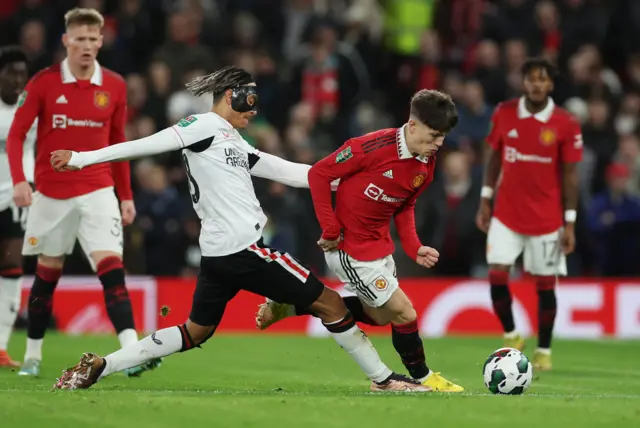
[111,217,122,237]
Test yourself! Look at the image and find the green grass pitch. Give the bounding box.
[1,333,639,428]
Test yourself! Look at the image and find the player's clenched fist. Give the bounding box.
[475,199,492,233]
[50,150,79,172]
[12,181,32,207]
[317,236,340,252]
[416,246,439,268]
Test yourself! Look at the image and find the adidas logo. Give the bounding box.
[55,95,68,104]
[507,129,519,138]
[383,169,393,179]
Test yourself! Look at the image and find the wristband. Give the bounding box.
[480,186,494,199]
[564,210,577,223]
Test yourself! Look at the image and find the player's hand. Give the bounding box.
[416,246,439,268]
[560,225,576,255]
[317,236,340,252]
[13,181,32,207]
[475,199,492,233]
[50,150,79,172]
[120,200,136,226]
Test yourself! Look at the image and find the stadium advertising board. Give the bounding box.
[20,278,640,339]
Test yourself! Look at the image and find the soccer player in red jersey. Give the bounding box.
[6,8,156,377]
[257,90,464,392]
[475,58,583,371]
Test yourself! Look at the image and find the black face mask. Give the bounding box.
[231,85,258,113]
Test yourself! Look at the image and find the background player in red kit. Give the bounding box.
[475,58,583,371]
[257,90,463,392]
[6,8,156,377]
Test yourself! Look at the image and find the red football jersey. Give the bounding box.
[486,97,582,235]
[308,126,435,262]
[7,59,132,200]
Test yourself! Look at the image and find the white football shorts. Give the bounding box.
[486,217,567,276]
[325,250,399,307]
[22,187,123,267]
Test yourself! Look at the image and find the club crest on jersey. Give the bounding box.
[373,276,388,291]
[539,128,557,146]
[94,91,109,109]
[336,146,353,163]
[412,173,426,189]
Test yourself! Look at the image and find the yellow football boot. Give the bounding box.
[503,333,525,351]
[422,372,464,392]
[533,351,552,371]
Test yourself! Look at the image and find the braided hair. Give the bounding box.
[186,66,254,102]
[0,46,27,72]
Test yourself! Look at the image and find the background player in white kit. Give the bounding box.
[0,46,35,368]
[50,66,428,392]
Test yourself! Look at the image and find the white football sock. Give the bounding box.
[101,326,183,379]
[117,328,138,348]
[0,277,21,350]
[24,338,43,361]
[416,371,433,383]
[327,322,392,383]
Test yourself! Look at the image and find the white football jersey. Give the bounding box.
[0,98,36,211]
[171,112,267,257]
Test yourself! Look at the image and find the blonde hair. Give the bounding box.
[64,8,104,29]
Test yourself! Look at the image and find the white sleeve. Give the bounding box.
[248,144,341,190]
[249,151,311,188]
[67,127,183,169]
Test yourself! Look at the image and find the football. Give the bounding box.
[483,347,533,395]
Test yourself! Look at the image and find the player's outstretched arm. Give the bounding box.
[249,152,312,188]
[51,127,184,171]
[249,151,340,190]
[108,82,133,202]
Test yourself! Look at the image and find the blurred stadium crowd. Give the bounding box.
[2,0,640,278]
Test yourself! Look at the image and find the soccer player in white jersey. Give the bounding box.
[0,46,35,368]
[50,66,429,392]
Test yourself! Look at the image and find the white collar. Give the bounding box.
[517,96,554,123]
[61,58,103,86]
[396,124,429,163]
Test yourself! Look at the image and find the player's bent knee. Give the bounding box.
[91,251,122,266]
[390,306,417,326]
[184,320,215,349]
[535,275,556,291]
[38,255,65,270]
[489,264,511,273]
[309,287,347,323]
[2,239,23,267]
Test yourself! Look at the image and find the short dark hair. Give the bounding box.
[521,57,557,79]
[0,46,27,72]
[410,89,458,133]
[186,66,254,101]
